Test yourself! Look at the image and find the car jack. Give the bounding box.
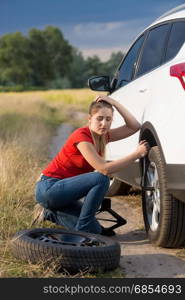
[96,197,127,231]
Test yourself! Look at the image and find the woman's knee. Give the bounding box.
[35,181,53,209]
[94,172,110,187]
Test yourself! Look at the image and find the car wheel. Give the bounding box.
[142,146,185,248]
[10,228,120,273]
[106,178,131,197]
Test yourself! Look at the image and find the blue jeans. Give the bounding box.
[35,172,110,234]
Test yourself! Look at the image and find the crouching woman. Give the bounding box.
[34,95,148,235]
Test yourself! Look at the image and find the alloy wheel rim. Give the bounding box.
[32,232,105,247]
[145,161,160,231]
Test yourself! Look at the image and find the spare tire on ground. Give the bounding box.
[10,228,121,273]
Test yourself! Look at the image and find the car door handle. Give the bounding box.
[139,88,148,93]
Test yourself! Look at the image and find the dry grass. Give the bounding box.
[0,88,117,278]
[0,91,57,277]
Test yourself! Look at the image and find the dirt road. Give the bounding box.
[51,122,185,278]
[108,196,185,278]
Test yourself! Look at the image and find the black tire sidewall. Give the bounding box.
[12,227,119,250]
[11,228,121,272]
[142,146,170,244]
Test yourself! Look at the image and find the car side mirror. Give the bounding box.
[88,76,111,92]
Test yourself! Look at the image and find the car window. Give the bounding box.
[136,24,170,77]
[115,35,144,89]
[164,21,185,62]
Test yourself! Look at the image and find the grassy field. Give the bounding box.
[0,89,125,278]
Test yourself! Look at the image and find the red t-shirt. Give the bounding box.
[42,126,109,179]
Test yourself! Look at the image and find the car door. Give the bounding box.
[107,34,146,161]
[107,23,171,186]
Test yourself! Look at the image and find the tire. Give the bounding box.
[142,146,185,248]
[10,228,120,273]
[106,178,131,197]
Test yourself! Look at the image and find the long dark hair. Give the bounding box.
[88,100,114,157]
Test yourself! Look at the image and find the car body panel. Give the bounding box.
[91,5,185,201]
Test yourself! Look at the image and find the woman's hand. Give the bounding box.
[95,95,116,106]
[135,140,149,158]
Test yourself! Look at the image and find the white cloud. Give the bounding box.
[63,17,152,47]
[74,21,124,34]
[81,47,124,61]
[59,17,153,60]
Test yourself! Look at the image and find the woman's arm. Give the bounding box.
[96,95,141,142]
[77,140,148,176]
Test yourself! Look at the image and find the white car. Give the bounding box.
[88,4,185,248]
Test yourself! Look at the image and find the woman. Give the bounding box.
[34,95,148,236]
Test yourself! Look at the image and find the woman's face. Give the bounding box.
[88,107,113,135]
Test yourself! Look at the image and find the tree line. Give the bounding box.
[0,26,124,91]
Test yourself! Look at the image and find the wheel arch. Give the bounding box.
[139,121,166,164]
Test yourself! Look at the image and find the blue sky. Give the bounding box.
[0,0,184,60]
